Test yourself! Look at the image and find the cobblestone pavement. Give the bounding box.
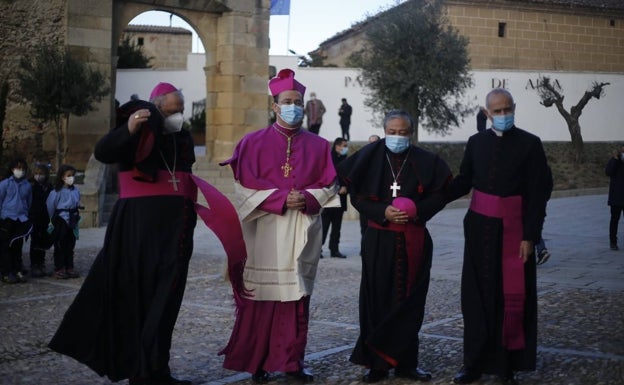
[1,194,623,385]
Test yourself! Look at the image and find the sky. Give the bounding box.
[129,0,403,56]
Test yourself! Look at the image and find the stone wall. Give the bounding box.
[447,0,624,72]
[318,0,624,72]
[0,0,67,165]
[122,26,192,70]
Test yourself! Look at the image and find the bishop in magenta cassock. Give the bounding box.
[219,69,339,383]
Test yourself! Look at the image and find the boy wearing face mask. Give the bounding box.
[321,138,349,259]
[337,110,452,383]
[29,163,53,277]
[0,158,33,283]
[46,164,81,279]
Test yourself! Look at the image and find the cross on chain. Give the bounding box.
[390,181,401,198]
[168,175,180,191]
[281,162,293,178]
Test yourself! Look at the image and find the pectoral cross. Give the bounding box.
[390,181,401,197]
[168,175,180,191]
[281,162,293,178]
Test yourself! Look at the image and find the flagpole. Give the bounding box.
[286,13,291,55]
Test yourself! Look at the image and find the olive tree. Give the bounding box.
[347,0,473,141]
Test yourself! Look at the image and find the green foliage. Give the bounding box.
[117,37,153,69]
[347,0,473,139]
[16,44,110,169]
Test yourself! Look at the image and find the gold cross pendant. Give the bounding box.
[281,162,293,177]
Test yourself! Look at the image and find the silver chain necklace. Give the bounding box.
[385,150,409,198]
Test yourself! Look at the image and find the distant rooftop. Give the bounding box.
[317,0,624,49]
[125,24,192,35]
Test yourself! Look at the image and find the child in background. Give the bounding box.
[29,163,53,277]
[47,165,81,279]
[0,158,33,283]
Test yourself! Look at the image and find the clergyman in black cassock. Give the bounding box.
[447,88,549,384]
[338,110,451,383]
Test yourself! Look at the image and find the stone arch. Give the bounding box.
[111,0,270,162]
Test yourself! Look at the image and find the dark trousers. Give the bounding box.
[51,217,76,271]
[340,123,350,141]
[308,123,321,135]
[0,219,27,275]
[321,207,344,253]
[610,205,624,244]
[30,225,50,267]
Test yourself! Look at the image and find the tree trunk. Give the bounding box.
[55,116,63,171]
[568,120,584,163]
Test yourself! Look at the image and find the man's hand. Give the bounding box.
[338,186,347,195]
[385,205,408,224]
[286,190,306,211]
[519,240,534,263]
[127,109,151,134]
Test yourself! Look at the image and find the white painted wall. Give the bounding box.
[116,54,624,143]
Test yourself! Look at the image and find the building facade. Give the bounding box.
[121,25,192,70]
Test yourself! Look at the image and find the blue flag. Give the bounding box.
[270,0,290,15]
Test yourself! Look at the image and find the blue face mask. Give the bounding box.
[340,146,348,156]
[278,104,304,125]
[492,114,515,131]
[385,135,410,153]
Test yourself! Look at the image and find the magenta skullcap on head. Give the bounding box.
[268,68,306,97]
[149,82,179,100]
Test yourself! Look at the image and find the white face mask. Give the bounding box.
[34,174,46,183]
[64,176,75,186]
[163,112,184,133]
[12,169,24,179]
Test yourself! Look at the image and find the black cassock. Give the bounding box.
[48,101,197,382]
[448,127,549,376]
[338,140,451,370]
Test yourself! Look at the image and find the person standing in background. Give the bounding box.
[29,162,53,277]
[321,137,349,259]
[339,98,353,140]
[0,158,32,284]
[606,144,624,250]
[47,164,81,279]
[304,92,326,135]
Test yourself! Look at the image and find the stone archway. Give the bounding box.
[111,0,270,163]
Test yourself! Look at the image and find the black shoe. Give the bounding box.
[30,266,46,278]
[499,371,519,385]
[610,242,619,250]
[251,369,271,384]
[286,368,314,383]
[395,367,432,382]
[453,366,481,384]
[363,369,389,383]
[330,251,347,258]
[150,373,191,385]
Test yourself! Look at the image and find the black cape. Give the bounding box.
[337,140,451,370]
[48,101,198,381]
[447,127,549,375]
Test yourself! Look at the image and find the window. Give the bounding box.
[498,22,506,38]
[138,37,144,46]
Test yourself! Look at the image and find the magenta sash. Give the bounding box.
[118,170,251,305]
[470,189,526,350]
[368,220,425,295]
